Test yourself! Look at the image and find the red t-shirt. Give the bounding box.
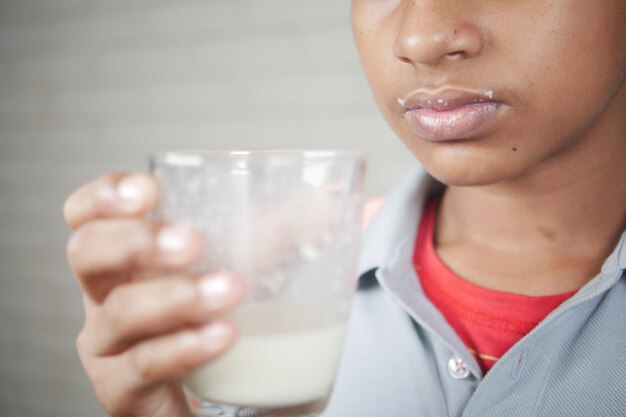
[413,194,576,373]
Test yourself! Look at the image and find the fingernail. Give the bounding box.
[157,225,194,254]
[199,274,238,308]
[117,175,146,211]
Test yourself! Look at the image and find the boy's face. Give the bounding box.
[352,0,626,186]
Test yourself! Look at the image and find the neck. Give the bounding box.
[436,97,626,296]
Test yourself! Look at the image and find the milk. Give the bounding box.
[183,303,347,408]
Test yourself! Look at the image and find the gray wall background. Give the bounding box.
[0,1,415,416]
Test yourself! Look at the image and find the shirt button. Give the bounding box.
[448,355,470,380]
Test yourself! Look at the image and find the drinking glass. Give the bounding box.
[149,150,366,417]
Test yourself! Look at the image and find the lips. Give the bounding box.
[401,89,503,141]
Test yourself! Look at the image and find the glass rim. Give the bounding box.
[150,149,366,167]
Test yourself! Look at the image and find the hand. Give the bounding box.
[64,173,246,417]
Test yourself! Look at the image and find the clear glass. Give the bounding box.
[149,150,366,417]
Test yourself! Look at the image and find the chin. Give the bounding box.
[404,139,531,187]
[426,166,509,187]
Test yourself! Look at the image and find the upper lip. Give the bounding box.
[402,89,498,111]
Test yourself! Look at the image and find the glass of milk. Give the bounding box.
[150,150,366,417]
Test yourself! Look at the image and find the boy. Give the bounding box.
[64,1,626,416]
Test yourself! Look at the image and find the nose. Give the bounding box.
[393,2,484,66]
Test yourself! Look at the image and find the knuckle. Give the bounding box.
[101,286,127,331]
[99,172,136,202]
[66,222,105,271]
[75,332,100,384]
[90,372,121,417]
[102,172,122,184]
[121,221,155,269]
[100,172,128,191]
[62,196,75,227]
[155,277,206,323]
[175,330,205,370]
[68,219,154,277]
[76,330,88,355]
[63,172,135,230]
[76,318,99,358]
[63,184,89,229]
[129,345,154,382]
[76,299,97,357]
[66,227,89,271]
[166,278,199,308]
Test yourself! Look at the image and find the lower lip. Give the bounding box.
[404,102,502,142]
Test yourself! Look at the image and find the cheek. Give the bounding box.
[365,56,405,124]
[504,2,626,132]
[353,8,406,120]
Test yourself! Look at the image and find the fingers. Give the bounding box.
[75,272,244,416]
[81,321,236,417]
[125,321,236,389]
[64,173,157,230]
[67,219,203,302]
[90,272,246,356]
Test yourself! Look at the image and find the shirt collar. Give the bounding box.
[357,165,440,277]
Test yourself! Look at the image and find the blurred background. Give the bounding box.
[0,1,415,416]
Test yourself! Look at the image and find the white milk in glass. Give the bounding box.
[183,302,347,408]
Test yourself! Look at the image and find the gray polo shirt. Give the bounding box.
[323,166,626,417]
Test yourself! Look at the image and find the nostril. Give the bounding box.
[446,51,466,60]
[398,56,413,65]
